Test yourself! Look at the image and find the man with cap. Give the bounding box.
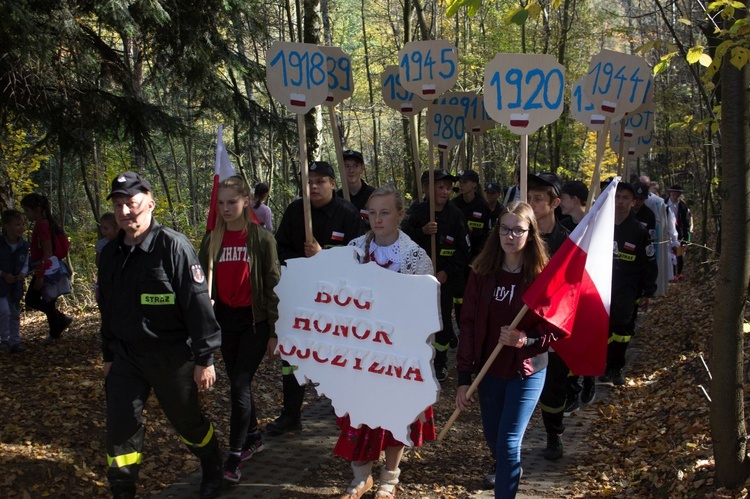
[270,160,362,434]
[558,180,588,232]
[632,182,656,236]
[337,149,375,226]
[98,172,223,498]
[402,169,470,382]
[666,184,691,279]
[484,182,504,230]
[526,172,574,462]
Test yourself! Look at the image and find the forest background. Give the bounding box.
[4,0,750,492]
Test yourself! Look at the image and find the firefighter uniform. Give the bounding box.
[337,179,375,228]
[272,194,362,429]
[402,199,470,374]
[99,219,222,496]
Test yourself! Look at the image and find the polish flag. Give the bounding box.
[521,177,617,375]
[207,126,259,232]
[331,231,345,242]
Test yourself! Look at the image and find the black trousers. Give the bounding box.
[25,286,63,338]
[280,360,306,418]
[435,284,456,369]
[106,352,218,494]
[539,351,569,435]
[216,303,269,450]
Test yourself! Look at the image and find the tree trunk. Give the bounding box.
[711,4,750,487]
[303,0,321,162]
[361,0,380,182]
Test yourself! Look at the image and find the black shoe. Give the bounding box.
[111,486,136,499]
[611,370,626,386]
[200,454,223,498]
[482,461,496,489]
[60,314,73,332]
[449,335,458,349]
[581,378,596,405]
[598,371,613,383]
[543,433,563,461]
[436,365,448,382]
[266,413,302,435]
[563,393,580,417]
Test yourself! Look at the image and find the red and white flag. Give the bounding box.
[521,177,617,375]
[206,126,259,232]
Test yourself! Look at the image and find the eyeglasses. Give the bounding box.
[499,225,529,237]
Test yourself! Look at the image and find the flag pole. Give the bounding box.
[437,304,529,441]
[298,113,314,243]
[410,115,423,200]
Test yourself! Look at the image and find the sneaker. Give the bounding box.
[436,365,448,382]
[241,432,265,461]
[0,342,9,353]
[482,461,496,489]
[563,394,580,417]
[598,371,612,383]
[10,344,25,353]
[266,413,302,435]
[223,453,242,483]
[611,370,626,386]
[581,378,596,405]
[543,433,563,461]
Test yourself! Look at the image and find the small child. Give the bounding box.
[95,212,117,267]
[0,210,30,353]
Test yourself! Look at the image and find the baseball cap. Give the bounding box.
[342,150,364,163]
[421,169,457,185]
[528,172,562,197]
[561,180,589,203]
[485,182,501,193]
[633,182,649,200]
[107,171,153,200]
[457,169,480,183]
[309,161,336,178]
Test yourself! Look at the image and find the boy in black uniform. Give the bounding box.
[269,161,362,435]
[484,182,504,230]
[336,149,375,227]
[527,172,572,462]
[632,182,656,236]
[402,169,470,382]
[601,182,658,385]
[99,172,223,499]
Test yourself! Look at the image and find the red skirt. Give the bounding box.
[333,406,436,462]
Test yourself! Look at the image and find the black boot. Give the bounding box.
[266,411,302,435]
[199,445,223,498]
[543,433,563,461]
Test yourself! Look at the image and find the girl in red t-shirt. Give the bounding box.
[21,193,72,342]
[198,176,280,485]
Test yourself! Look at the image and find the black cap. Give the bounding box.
[485,182,501,193]
[457,169,480,183]
[107,171,153,200]
[633,182,649,200]
[342,150,364,163]
[669,184,683,192]
[308,161,336,179]
[616,181,636,196]
[420,169,457,185]
[528,172,562,198]
[561,181,589,203]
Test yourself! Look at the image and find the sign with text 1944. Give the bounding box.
[582,49,652,120]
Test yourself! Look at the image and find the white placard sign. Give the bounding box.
[440,92,495,135]
[610,101,655,154]
[274,247,441,445]
[582,50,651,120]
[398,40,458,99]
[428,103,466,151]
[571,76,607,131]
[483,53,565,135]
[380,65,431,116]
[266,41,329,114]
[319,46,354,106]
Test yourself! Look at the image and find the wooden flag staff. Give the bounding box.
[298,114,314,242]
[410,116,423,200]
[437,304,530,441]
[586,120,611,212]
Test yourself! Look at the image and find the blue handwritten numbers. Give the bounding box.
[266,42,328,113]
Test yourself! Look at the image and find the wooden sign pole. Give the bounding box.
[476,135,485,184]
[520,135,529,203]
[329,107,350,201]
[616,120,626,177]
[410,115,423,200]
[428,139,437,269]
[298,113,314,243]
[586,119,611,212]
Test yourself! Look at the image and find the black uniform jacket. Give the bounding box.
[98,219,221,367]
[451,195,492,258]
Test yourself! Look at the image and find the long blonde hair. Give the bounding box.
[363,186,403,263]
[471,201,549,285]
[208,176,253,261]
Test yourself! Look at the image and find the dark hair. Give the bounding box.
[1,209,23,232]
[527,177,559,202]
[20,193,64,235]
[253,182,269,209]
[100,212,116,225]
[471,202,549,285]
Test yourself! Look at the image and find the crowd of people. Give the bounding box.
[2,151,694,498]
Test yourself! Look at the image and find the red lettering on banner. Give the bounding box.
[279,343,296,356]
[315,291,332,303]
[296,348,311,359]
[385,364,403,378]
[313,351,329,363]
[404,367,424,382]
[332,355,348,368]
[368,362,385,375]
[373,329,393,345]
[353,357,363,371]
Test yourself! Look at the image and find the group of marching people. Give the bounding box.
[95,149,683,499]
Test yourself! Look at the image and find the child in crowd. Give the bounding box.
[21,193,72,343]
[95,212,118,267]
[0,210,30,353]
[337,186,435,499]
[198,176,281,484]
[252,182,274,231]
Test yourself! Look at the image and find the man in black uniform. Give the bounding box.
[336,149,375,227]
[402,169,470,382]
[269,161,362,434]
[601,182,658,385]
[99,172,222,499]
[632,182,656,236]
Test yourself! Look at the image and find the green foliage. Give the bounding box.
[0,123,51,203]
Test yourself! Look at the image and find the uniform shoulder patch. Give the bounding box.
[646,244,655,257]
[191,264,205,284]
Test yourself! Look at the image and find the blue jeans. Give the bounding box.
[478,369,546,498]
[0,296,21,346]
